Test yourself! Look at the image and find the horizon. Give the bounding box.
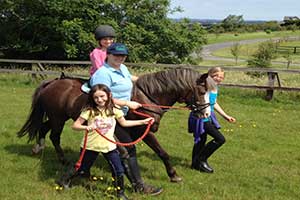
[169,0,300,21]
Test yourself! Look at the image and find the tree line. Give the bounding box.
[208,14,300,35]
[0,0,206,64]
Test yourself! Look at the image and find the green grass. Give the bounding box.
[1,73,300,200]
[207,30,300,44]
[211,41,300,68]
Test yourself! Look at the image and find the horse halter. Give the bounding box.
[187,86,210,116]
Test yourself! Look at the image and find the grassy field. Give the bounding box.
[211,40,300,68]
[204,30,300,68]
[206,30,300,44]
[1,73,300,200]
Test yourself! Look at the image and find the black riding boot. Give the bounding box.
[122,156,163,196]
[191,142,203,170]
[199,140,223,173]
[114,175,128,200]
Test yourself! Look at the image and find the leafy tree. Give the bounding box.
[247,40,277,77]
[230,43,241,65]
[0,0,206,64]
[220,14,245,32]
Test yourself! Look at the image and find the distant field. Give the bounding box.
[211,40,300,68]
[1,73,300,200]
[206,30,300,44]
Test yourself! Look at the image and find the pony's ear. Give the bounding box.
[196,73,208,85]
[206,75,217,91]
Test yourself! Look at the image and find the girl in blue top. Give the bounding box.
[191,67,236,173]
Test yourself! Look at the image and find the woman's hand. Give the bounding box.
[126,101,142,110]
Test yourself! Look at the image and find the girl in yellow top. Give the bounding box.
[58,84,153,200]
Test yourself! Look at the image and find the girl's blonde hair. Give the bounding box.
[208,67,224,76]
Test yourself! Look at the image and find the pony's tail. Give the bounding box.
[17,80,52,142]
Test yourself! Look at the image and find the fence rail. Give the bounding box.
[276,46,300,54]
[1,59,300,100]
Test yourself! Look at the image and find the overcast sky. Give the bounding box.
[169,0,300,21]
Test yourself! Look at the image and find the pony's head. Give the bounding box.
[188,73,217,118]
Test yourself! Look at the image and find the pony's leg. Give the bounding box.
[32,121,51,154]
[143,132,183,183]
[49,122,67,164]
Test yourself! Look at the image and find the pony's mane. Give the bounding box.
[135,68,201,95]
[59,72,88,83]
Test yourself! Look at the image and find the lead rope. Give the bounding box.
[74,109,154,171]
[74,102,207,171]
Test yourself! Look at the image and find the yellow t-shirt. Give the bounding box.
[79,108,123,153]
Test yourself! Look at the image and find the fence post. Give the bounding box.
[31,62,46,80]
[265,72,279,101]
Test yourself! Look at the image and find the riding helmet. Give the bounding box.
[94,25,116,40]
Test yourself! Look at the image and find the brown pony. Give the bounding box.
[17,68,215,182]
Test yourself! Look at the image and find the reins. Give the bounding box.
[75,109,154,171]
[74,102,208,171]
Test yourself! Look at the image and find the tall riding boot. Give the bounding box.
[114,176,128,200]
[123,156,163,196]
[199,140,223,173]
[191,142,204,170]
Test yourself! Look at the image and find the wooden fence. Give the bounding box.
[276,46,300,54]
[1,59,300,100]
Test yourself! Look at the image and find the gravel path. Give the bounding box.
[201,38,270,61]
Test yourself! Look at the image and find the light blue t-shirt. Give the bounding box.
[90,62,133,114]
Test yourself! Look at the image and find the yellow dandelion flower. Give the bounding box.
[252,124,256,128]
[239,125,242,128]
[107,186,113,191]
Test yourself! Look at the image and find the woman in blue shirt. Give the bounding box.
[90,43,163,195]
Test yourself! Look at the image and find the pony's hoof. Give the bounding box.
[32,144,45,154]
[170,175,183,183]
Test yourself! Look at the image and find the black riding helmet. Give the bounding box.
[94,25,116,40]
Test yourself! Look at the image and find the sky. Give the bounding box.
[169,0,300,21]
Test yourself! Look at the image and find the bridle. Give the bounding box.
[186,87,211,114]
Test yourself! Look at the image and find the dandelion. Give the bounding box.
[252,124,257,128]
[107,186,113,191]
[239,125,242,128]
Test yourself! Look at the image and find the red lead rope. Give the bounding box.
[141,103,190,110]
[75,109,154,171]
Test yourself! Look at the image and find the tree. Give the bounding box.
[230,43,241,65]
[247,40,277,77]
[0,0,206,64]
[220,14,245,32]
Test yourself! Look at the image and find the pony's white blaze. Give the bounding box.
[203,92,211,118]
